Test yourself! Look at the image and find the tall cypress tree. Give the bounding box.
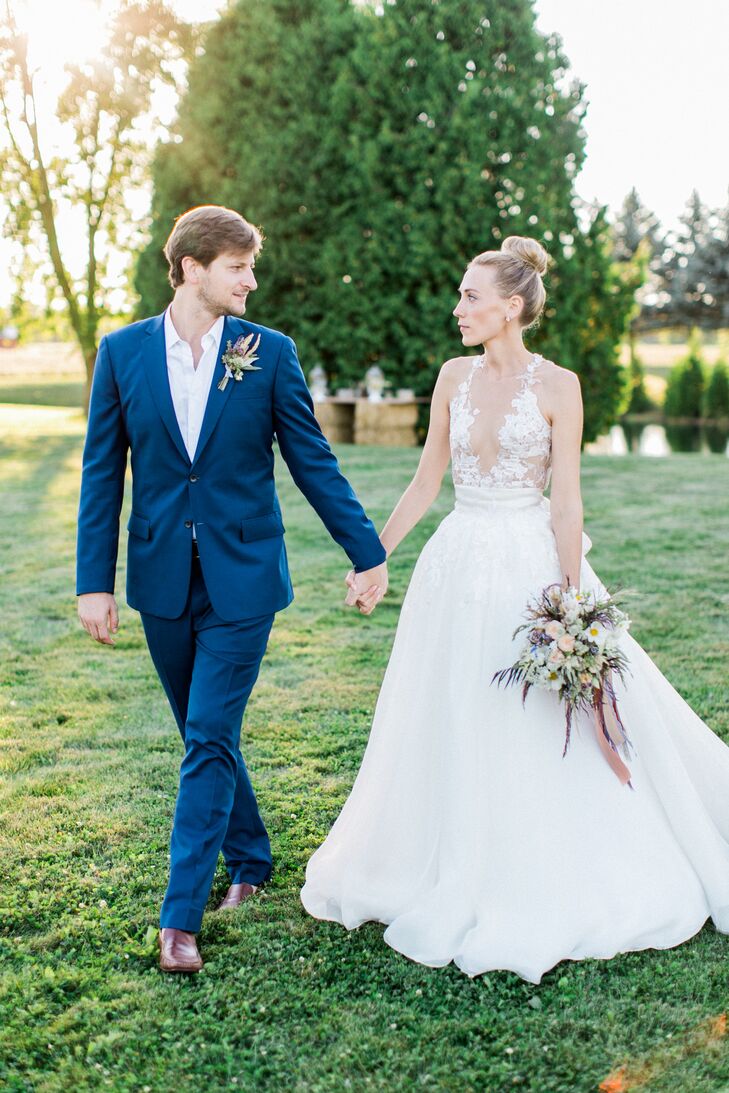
[664,335,705,419]
[703,360,729,420]
[315,0,595,395]
[541,203,637,440]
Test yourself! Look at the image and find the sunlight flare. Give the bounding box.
[11,0,111,73]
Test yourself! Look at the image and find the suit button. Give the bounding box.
[184,520,192,528]
[189,474,199,483]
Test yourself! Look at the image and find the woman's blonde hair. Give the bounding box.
[469,235,550,329]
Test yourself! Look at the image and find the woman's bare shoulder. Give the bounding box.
[437,355,477,396]
[537,358,581,398]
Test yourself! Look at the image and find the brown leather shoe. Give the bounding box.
[158,928,203,973]
[215,882,258,911]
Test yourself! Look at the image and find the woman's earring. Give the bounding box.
[505,315,511,323]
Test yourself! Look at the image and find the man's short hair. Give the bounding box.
[164,205,263,288]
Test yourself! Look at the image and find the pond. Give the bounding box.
[587,421,729,457]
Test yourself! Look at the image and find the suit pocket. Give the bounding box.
[127,512,151,540]
[228,385,269,401]
[240,511,285,542]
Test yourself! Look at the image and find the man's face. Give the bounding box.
[196,251,258,317]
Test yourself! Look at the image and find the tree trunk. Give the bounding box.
[83,346,97,416]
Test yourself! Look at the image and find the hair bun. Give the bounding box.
[501,235,549,277]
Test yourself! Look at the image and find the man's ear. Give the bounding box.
[180,255,201,284]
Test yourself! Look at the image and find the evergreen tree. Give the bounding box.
[536,203,638,440]
[136,0,359,341]
[611,188,664,337]
[664,336,705,419]
[703,360,729,420]
[611,188,662,263]
[655,191,713,330]
[697,194,729,329]
[308,0,591,391]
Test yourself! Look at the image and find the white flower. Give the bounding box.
[584,621,608,647]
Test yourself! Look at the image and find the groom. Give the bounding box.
[76,205,387,972]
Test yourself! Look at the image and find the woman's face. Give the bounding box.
[453,264,518,347]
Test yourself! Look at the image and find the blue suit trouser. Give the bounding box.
[140,556,274,932]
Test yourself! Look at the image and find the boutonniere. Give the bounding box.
[218,333,262,391]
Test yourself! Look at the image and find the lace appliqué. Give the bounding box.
[449,354,552,490]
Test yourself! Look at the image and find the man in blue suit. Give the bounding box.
[77,205,387,972]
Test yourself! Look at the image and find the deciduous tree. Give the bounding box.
[0,0,191,408]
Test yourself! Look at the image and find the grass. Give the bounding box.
[0,401,728,1093]
[0,381,86,407]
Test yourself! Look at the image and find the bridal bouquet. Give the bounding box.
[492,585,634,783]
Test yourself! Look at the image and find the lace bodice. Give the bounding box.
[449,353,552,490]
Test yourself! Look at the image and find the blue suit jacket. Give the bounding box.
[76,313,386,621]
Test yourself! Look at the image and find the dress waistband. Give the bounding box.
[454,484,545,512]
[452,484,593,554]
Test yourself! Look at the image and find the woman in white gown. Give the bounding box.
[300,236,729,984]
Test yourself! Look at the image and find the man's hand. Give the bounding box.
[78,593,119,645]
[344,561,388,616]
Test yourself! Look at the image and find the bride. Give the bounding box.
[300,236,729,984]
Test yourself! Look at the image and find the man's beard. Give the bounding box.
[198,283,246,318]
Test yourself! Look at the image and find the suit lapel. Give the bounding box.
[191,316,237,468]
[142,313,191,465]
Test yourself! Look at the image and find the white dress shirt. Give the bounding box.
[164,307,225,462]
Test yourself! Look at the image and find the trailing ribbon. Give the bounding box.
[593,683,633,788]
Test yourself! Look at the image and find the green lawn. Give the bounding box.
[1,403,728,1093]
[0,380,86,407]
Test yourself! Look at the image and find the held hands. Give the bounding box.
[78,592,119,645]
[344,561,388,616]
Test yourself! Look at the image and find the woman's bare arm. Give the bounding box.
[546,368,584,588]
[378,361,460,557]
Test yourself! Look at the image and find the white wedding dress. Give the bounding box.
[300,353,729,983]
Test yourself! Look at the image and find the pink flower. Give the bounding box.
[545,620,565,639]
[558,634,575,653]
[548,647,565,665]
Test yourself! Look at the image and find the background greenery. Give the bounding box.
[3,0,729,438]
[1,401,728,1092]
[135,0,637,443]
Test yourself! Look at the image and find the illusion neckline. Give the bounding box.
[474,352,542,381]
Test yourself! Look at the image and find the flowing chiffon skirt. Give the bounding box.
[300,485,729,984]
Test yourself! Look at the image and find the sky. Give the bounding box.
[532,0,729,227]
[1,0,727,311]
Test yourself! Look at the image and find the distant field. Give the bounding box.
[0,341,84,378]
[0,339,725,411]
[618,341,726,374]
